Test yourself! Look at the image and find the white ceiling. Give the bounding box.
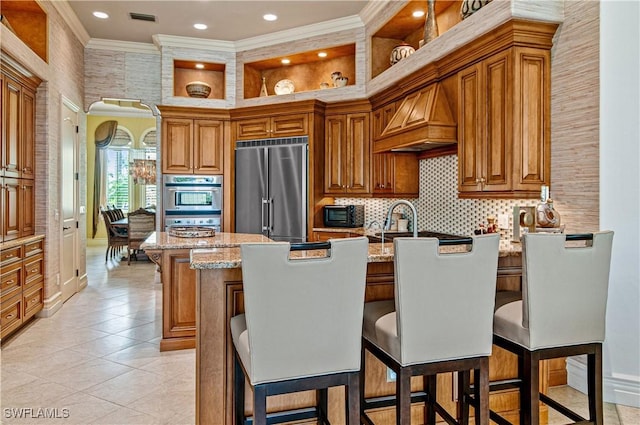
[67,0,369,44]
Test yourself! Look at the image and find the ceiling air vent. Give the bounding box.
[129,12,156,22]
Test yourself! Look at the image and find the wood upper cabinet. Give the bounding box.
[1,71,36,180]
[372,153,419,197]
[458,47,550,198]
[324,111,370,195]
[371,102,419,197]
[161,113,225,175]
[235,113,308,140]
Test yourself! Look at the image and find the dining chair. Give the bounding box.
[101,209,128,262]
[491,231,614,425]
[231,237,369,425]
[127,208,156,265]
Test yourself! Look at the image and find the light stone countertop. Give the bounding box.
[0,234,45,251]
[140,232,273,250]
[189,236,522,270]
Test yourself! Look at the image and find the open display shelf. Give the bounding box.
[372,0,462,79]
[173,60,225,99]
[243,43,356,99]
[0,0,48,63]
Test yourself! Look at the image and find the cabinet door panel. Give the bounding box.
[21,88,36,179]
[513,48,550,189]
[271,114,308,137]
[484,51,511,191]
[162,118,193,174]
[346,113,370,193]
[194,120,224,174]
[236,118,270,140]
[3,79,21,177]
[324,116,346,193]
[372,153,392,194]
[166,253,196,337]
[3,179,19,241]
[458,64,483,193]
[0,293,23,339]
[21,179,35,236]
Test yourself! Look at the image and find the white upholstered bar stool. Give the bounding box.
[361,234,500,425]
[492,231,614,425]
[231,237,369,425]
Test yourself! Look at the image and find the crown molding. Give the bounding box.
[86,39,160,54]
[359,0,394,27]
[49,0,90,46]
[235,15,364,51]
[152,35,236,52]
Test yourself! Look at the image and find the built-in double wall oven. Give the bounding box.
[163,175,222,231]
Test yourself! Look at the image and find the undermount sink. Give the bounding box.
[366,231,472,244]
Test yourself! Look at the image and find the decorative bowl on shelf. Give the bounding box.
[390,43,416,66]
[185,81,212,98]
[274,79,295,95]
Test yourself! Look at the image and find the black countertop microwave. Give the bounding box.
[323,205,365,228]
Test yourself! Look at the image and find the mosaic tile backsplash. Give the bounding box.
[336,155,541,240]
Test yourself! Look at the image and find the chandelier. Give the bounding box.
[129,149,156,185]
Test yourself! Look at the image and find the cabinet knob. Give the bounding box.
[6,279,15,285]
[6,313,14,320]
[23,168,28,172]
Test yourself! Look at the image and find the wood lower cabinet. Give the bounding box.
[158,106,228,175]
[0,236,45,340]
[324,101,371,196]
[145,248,197,351]
[235,114,308,140]
[2,178,34,241]
[458,47,550,198]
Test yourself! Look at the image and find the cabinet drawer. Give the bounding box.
[23,254,43,285]
[23,281,43,320]
[1,246,23,265]
[1,294,23,338]
[24,239,44,257]
[1,262,22,300]
[271,114,308,137]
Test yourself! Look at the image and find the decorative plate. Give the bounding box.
[274,79,295,95]
[168,226,216,238]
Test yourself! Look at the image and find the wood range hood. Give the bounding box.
[373,83,457,153]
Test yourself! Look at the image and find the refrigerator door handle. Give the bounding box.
[261,198,269,232]
[268,198,274,232]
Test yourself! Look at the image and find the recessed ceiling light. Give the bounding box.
[194,23,207,30]
[412,11,425,18]
[281,58,290,65]
[93,11,109,19]
[318,52,328,58]
[263,14,278,21]
[195,63,205,69]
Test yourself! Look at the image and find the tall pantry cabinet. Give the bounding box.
[1,60,45,339]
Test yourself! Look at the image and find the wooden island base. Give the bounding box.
[195,256,552,425]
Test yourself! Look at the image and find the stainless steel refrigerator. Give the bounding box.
[235,139,308,242]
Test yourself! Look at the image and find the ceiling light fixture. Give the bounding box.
[93,11,109,19]
[281,58,290,65]
[318,52,328,58]
[195,63,205,69]
[412,11,425,18]
[263,14,278,21]
[194,23,207,30]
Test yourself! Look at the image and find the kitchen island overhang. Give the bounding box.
[191,235,529,425]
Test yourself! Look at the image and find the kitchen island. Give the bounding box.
[141,232,272,351]
[190,237,542,425]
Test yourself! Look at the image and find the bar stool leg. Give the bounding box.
[346,372,361,425]
[521,350,540,425]
[457,371,469,425]
[234,353,245,425]
[253,385,267,425]
[317,388,328,424]
[477,359,490,425]
[589,345,604,425]
[397,368,411,425]
[425,374,437,425]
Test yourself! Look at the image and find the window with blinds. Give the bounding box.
[105,128,133,212]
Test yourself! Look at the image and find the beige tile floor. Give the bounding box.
[2,244,639,425]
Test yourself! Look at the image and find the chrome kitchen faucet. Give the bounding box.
[384,200,418,238]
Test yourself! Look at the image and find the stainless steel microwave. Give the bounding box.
[323,205,365,228]
[163,175,222,214]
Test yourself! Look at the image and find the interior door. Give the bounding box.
[61,98,79,303]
